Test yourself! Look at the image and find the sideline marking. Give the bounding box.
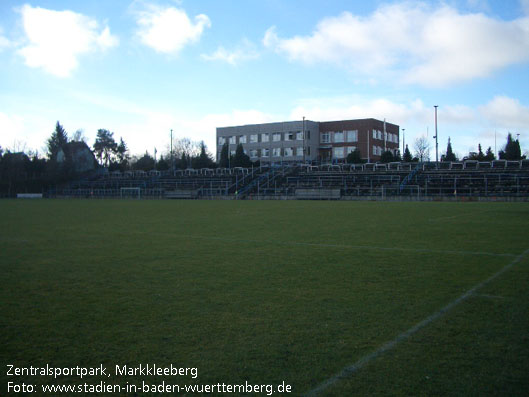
[164,233,516,258]
[429,209,494,222]
[304,247,529,397]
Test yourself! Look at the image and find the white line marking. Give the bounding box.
[429,209,494,222]
[472,293,506,300]
[174,234,515,258]
[304,247,529,397]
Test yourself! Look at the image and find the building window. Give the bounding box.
[272,148,281,157]
[296,131,304,140]
[272,133,281,142]
[239,135,247,143]
[321,132,330,143]
[285,132,294,141]
[377,130,382,140]
[334,131,344,143]
[261,148,269,157]
[249,149,258,158]
[229,136,236,144]
[373,130,377,139]
[261,133,269,142]
[346,146,357,155]
[346,130,358,142]
[284,147,293,156]
[333,147,345,158]
[218,137,226,145]
[373,145,377,156]
[230,150,236,156]
[296,147,304,156]
[250,134,258,143]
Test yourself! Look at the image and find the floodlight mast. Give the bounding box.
[302,116,306,164]
[434,105,439,165]
[170,129,174,171]
[402,128,405,156]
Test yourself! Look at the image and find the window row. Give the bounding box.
[225,147,310,158]
[332,146,357,159]
[219,131,310,146]
[321,130,358,144]
[371,146,399,156]
[372,130,398,143]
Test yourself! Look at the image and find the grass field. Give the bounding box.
[1,200,528,396]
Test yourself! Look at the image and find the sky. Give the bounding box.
[1,0,529,160]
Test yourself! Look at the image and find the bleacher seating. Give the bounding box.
[48,160,529,199]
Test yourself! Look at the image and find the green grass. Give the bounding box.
[1,200,528,395]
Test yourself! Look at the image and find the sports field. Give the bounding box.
[1,200,528,395]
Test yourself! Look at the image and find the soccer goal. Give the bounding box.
[120,187,141,199]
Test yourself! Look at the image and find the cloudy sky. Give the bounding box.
[1,0,529,159]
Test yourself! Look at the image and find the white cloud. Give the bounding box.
[201,39,259,65]
[0,27,12,50]
[264,3,529,87]
[522,0,529,15]
[16,5,118,77]
[479,96,529,129]
[0,36,10,50]
[135,5,210,54]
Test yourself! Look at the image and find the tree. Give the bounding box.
[47,121,68,159]
[232,144,251,167]
[484,147,495,161]
[403,144,413,162]
[192,141,215,169]
[132,152,155,171]
[156,155,170,171]
[72,129,87,143]
[380,150,394,163]
[414,136,430,162]
[346,148,364,164]
[93,129,117,167]
[499,133,522,160]
[219,142,230,168]
[116,137,129,168]
[441,137,457,162]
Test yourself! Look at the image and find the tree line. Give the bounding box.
[0,121,217,196]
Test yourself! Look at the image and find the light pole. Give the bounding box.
[302,116,306,164]
[434,105,439,164]
[170,129,175,172]
[402,128,405,157]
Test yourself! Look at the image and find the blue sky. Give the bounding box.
[1,0,529,159]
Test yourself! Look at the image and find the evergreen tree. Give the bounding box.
[156,155,169,171]
[346,148,363,164]
[500,133,522,160]
[132,152,155,171]
[443,137,457,162]
[219,142,230,168]
[403,144,413,162]
[484,146,495,161]
[47,121,68,159]
[233,143,251,167]
[380,150,394,163]
[477,144,485,161]
[192,141,215,169]
[116,138,129,163]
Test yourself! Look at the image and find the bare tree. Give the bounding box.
[72,129,87,143]
[414,135,431,162]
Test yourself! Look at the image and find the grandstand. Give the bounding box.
[47,159,529,200]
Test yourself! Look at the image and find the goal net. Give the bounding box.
[120,187,141,199]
